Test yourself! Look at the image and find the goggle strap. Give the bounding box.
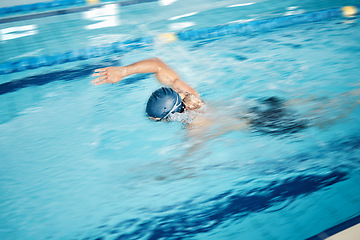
[162,95,182,120]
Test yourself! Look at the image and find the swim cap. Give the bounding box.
[146,87,183,120]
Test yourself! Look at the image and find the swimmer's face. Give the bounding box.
[148,102,186,122]
[148,116,163,121]
[148,116,174,122]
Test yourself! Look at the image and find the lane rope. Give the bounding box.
[0,6,358,75]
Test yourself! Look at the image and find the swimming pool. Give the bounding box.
[0,0,359,239]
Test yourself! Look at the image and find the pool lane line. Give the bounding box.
[0,6,358,75]
[0,0,157,23]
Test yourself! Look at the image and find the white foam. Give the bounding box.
[284,9,305,16]
[83,4,120,29]
[9,49,43,60]
[286,6,299,11]
[227,2,255,8]
[1,25,38,41]
[228,18,256,24]
[159,0,177,6]
[169,22,196,31]
[169,12,199,21]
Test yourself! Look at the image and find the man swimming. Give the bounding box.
[92,58,205,121]
[92,57,360,137]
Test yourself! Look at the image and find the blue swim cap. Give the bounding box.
[146,87,183,120]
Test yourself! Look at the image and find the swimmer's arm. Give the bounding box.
[92,58,204,109]
[92,58,194,93]
[92,59,162,85]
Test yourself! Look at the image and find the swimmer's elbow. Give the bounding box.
[148,58,166,72]
[150,58,163,66]
[152,57,164,63]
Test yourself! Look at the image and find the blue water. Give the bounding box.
[0,0,360,240]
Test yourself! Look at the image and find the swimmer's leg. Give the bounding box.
[310,99,360,128]
[286,84,360,128]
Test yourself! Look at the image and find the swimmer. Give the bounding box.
[92,58,206,122]
[92,57,253,141]
[92,58,360,138]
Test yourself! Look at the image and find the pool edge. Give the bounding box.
[306,214,360,240]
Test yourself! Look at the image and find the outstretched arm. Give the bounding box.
[92,58,203,109]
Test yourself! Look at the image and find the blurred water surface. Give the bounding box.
[0,0,360,239]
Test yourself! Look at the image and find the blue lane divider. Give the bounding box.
[0,0,159,23]
[0,6,358,75]
[0,0,86,16]
[0,36,153,75]
[177,8,342,41]
[0,0,150,17]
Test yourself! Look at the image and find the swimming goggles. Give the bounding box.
[161,96,185,121]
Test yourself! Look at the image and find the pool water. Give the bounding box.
[0,0,360,239]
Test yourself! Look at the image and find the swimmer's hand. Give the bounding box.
[92,67,127,85]
[183,94,204,110]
